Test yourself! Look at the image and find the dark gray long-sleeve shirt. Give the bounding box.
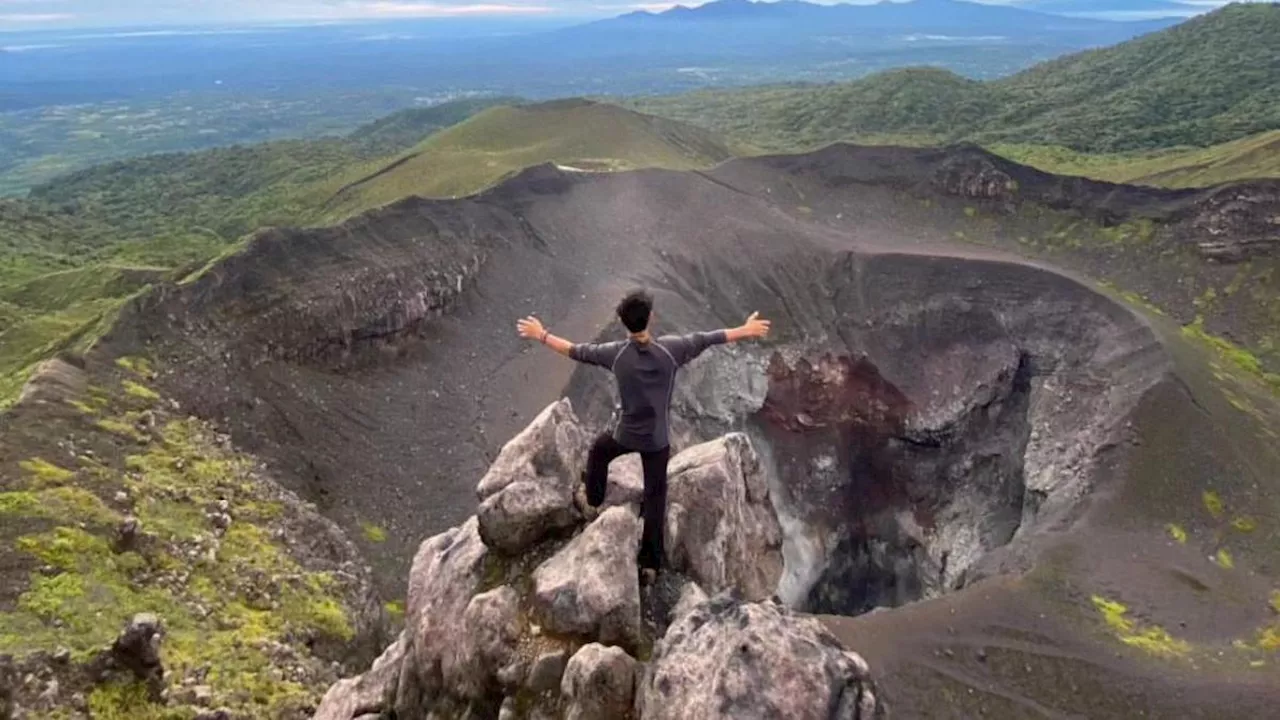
[570,330,728,451]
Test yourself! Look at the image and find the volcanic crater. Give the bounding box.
[91,143,1280,716]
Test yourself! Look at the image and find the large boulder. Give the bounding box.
[393,518,489,718]
[477,399,587,553]
[637,594,880,720]
[561,643,640,720]
[313,634,407,720]
[665,433,784,602]
[532,506,643,647]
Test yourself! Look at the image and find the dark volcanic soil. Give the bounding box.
[93,144,1280,716]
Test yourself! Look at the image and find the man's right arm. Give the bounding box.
[723,311,772,343]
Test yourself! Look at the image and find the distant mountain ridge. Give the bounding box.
[607,0,1176,31]
[509,0,1180,75]
[628,3,1280,153]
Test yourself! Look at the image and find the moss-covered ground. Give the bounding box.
[0,355,360,718]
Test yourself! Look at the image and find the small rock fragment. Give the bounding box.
[116,515,141,551]
[561,643,640,720]
[111,613,166,700]
[526,648,568,693]
[496,660,527,691]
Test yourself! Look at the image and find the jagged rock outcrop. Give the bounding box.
[1185,182,1280,261]
[637,594,879,720]
[931,148,1017,210]
[315,398,880,720]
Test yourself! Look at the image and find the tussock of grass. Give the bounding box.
[122,379,161,402]
[361,522,388,543]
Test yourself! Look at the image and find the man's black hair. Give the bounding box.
[616,289,653,333]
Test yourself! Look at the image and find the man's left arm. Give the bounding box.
[668,312,772,365]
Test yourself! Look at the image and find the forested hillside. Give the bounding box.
[628,3,1279,153]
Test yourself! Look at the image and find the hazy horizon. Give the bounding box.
[0,0,1228,32]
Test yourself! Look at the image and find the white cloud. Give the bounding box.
[0,12,74,21]
[339,1,553,15]
[591,2,681,10]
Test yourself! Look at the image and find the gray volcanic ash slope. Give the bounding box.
[94,145,1279,715]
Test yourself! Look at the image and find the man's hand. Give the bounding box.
[516,315,547,341]
[740,311,771,339]
[517,315,575,356]
[726,311,771,342]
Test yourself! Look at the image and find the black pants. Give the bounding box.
[584,433,671,571]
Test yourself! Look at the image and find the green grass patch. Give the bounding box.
[115,355,155,376]
[123,379,161,402]
[361,521,388,543]
[384,599,405,624]
[96,415,150,443]
[19,457,76,486]
[0,486,120,527]
[88,680,194,720]
[1092,594,1191,659]
[1182,317,1280,392]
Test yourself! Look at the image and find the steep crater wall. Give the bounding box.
[569,250,1169,616]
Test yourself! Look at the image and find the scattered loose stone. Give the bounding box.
[561,643,640,720]
[526,648,568,693]
[116,515,141,551]
[110,613,166,700]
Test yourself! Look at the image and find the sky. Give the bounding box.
[0,0,1234,30]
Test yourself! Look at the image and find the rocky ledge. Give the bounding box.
[315,398,882,720]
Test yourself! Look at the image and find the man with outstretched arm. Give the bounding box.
[516,289,771,586]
